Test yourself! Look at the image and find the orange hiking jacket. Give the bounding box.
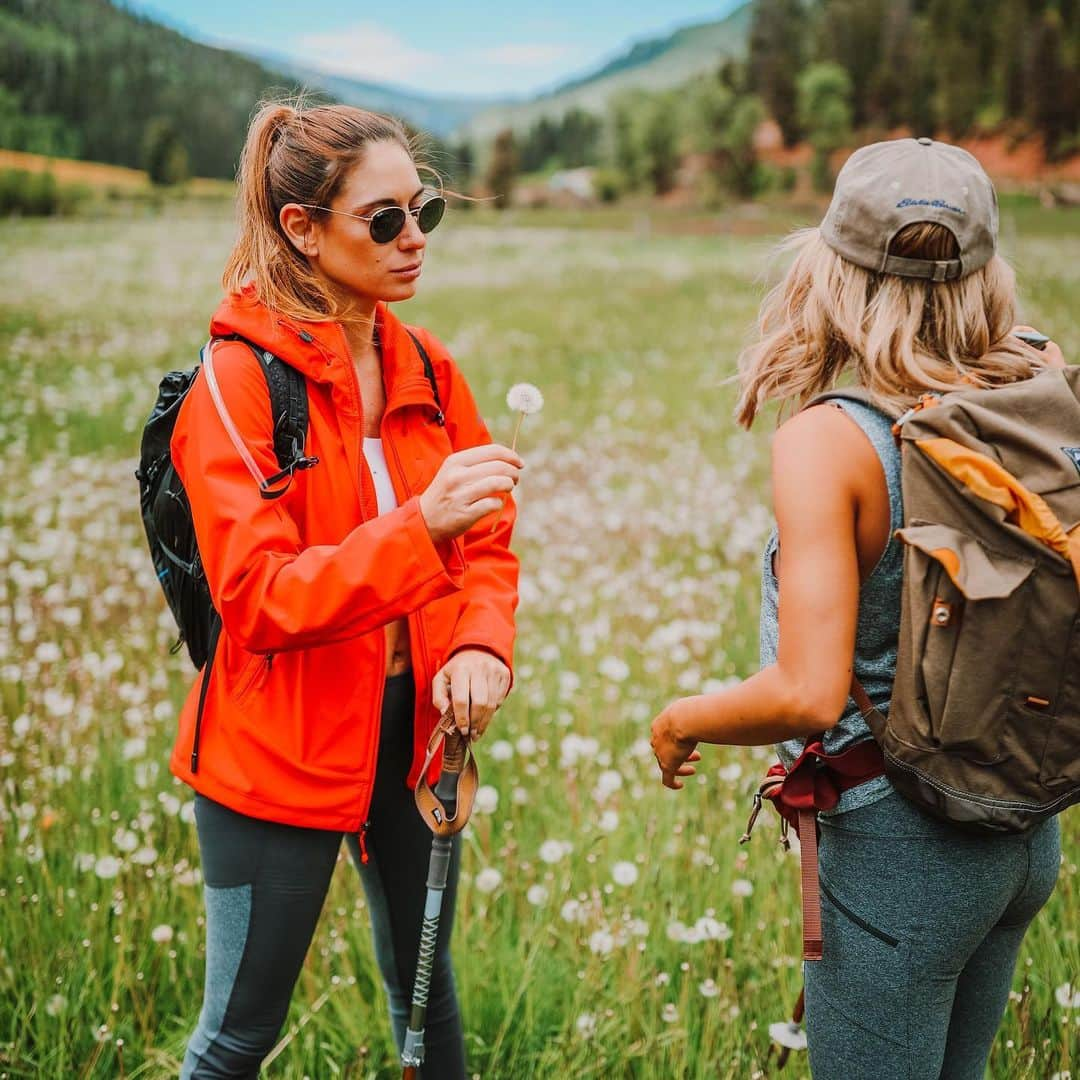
[168,288,518,832]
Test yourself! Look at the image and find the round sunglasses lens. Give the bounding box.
[369,206,406,244]
[417,196,446,234]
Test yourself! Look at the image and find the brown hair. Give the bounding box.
[222,98,426,323]
[735,221,1050,428]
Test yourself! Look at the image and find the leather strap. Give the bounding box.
[413,711,478,836]
[798,809,823,961]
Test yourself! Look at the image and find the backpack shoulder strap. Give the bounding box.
[208,335,317,500]
[806,386,904,420]
[405,328,446,426]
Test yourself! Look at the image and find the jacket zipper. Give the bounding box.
[383,410,435,787]
[345,339,386,859]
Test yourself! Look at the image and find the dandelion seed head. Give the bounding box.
[575,1012,596,1039]
[506,382,544,415]
[768,1021,808,1052]
[475,867,502,894]
[474,785,499,815]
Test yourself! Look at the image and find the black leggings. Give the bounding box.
[180,674,464,1079]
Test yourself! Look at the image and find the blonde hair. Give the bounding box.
[223,98,427,324]
[735,221,1049,427]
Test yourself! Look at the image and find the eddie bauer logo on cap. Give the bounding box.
[1061,447,1080,477]
[896,198,966,215]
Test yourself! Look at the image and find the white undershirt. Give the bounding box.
[362,438,399,516]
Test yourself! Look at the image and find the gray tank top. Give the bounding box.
[759,398,901,815]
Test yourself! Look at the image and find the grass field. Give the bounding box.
[1,200,1078,1078]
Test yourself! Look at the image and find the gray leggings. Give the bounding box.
[180,674,464,1079]
[806,789,1061,1079]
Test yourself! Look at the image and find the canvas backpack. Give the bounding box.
[816,366,1080,832]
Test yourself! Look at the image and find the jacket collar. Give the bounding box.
[209,288,438,412]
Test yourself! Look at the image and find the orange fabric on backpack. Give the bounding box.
[167,288,519,831]
[916,436,1080,587]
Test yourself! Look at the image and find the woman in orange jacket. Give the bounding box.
[171,100,521,1079]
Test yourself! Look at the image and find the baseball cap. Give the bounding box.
[819,137,998,282]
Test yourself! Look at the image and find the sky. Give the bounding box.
[128,2,745,98]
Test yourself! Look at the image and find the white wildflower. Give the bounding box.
[731,878,754,897]
[593,769,623,802]
[539,839,571,864]
[489,739,513,762]
[474,785,499,815]
[661,1003,679,1023]
[150,924,174,944]
[475,868,502,895]
[695,916,732,942]
[575,1012,597,1039]
[769,1021,808,1052]
[1055,983,1080,1009]
[612,861,638,887]
[598,809,619,832]
[94,855,122,879]
[588,929,615,955]
[699,979,720,998]
[597,656,630,683]
[506,383,544,415]
[526,884,549,906]
[561,899,584,923]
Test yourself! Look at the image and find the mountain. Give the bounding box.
[248,51,503,140]
[458,4,753,142]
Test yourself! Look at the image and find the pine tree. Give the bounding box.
[749,0,806,146]
[1029,9,1072,156]
[486,129,518,210]
[142,118,189,187]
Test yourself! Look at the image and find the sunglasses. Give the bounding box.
[300,195,446,244]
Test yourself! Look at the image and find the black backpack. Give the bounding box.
[136,329,444,769]
[135,336,315,672]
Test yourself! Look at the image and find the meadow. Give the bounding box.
[1,198,1078,1078]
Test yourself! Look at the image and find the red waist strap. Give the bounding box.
[742,680,886,962]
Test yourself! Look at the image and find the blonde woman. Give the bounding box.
[650,139,1064,1076]
[170,101,521,1078]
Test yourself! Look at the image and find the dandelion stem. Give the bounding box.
[490,411,525,533]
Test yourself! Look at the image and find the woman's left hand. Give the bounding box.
[650,701,702,790]
[432,649,511,739]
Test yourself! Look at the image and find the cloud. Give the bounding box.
[296,23,438,83]
[477,43,581,68]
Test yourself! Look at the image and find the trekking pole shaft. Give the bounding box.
[401,766,458,1076]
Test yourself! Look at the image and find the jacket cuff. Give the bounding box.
[403,496,467,588]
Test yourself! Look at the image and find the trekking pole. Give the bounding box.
[402,712,477,1080]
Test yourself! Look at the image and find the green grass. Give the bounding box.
[1,204,1079,1078]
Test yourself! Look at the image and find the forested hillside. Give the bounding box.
[0,0,319,177]
[751,0,1079,156]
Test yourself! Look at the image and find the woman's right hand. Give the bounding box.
[419,444,524,544]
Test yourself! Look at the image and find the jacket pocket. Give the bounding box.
[898,522,1037,763]
[232,650,271,706]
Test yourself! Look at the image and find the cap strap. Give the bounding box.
[881,254,962,282]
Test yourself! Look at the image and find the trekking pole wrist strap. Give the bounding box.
[413,711,478,837]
